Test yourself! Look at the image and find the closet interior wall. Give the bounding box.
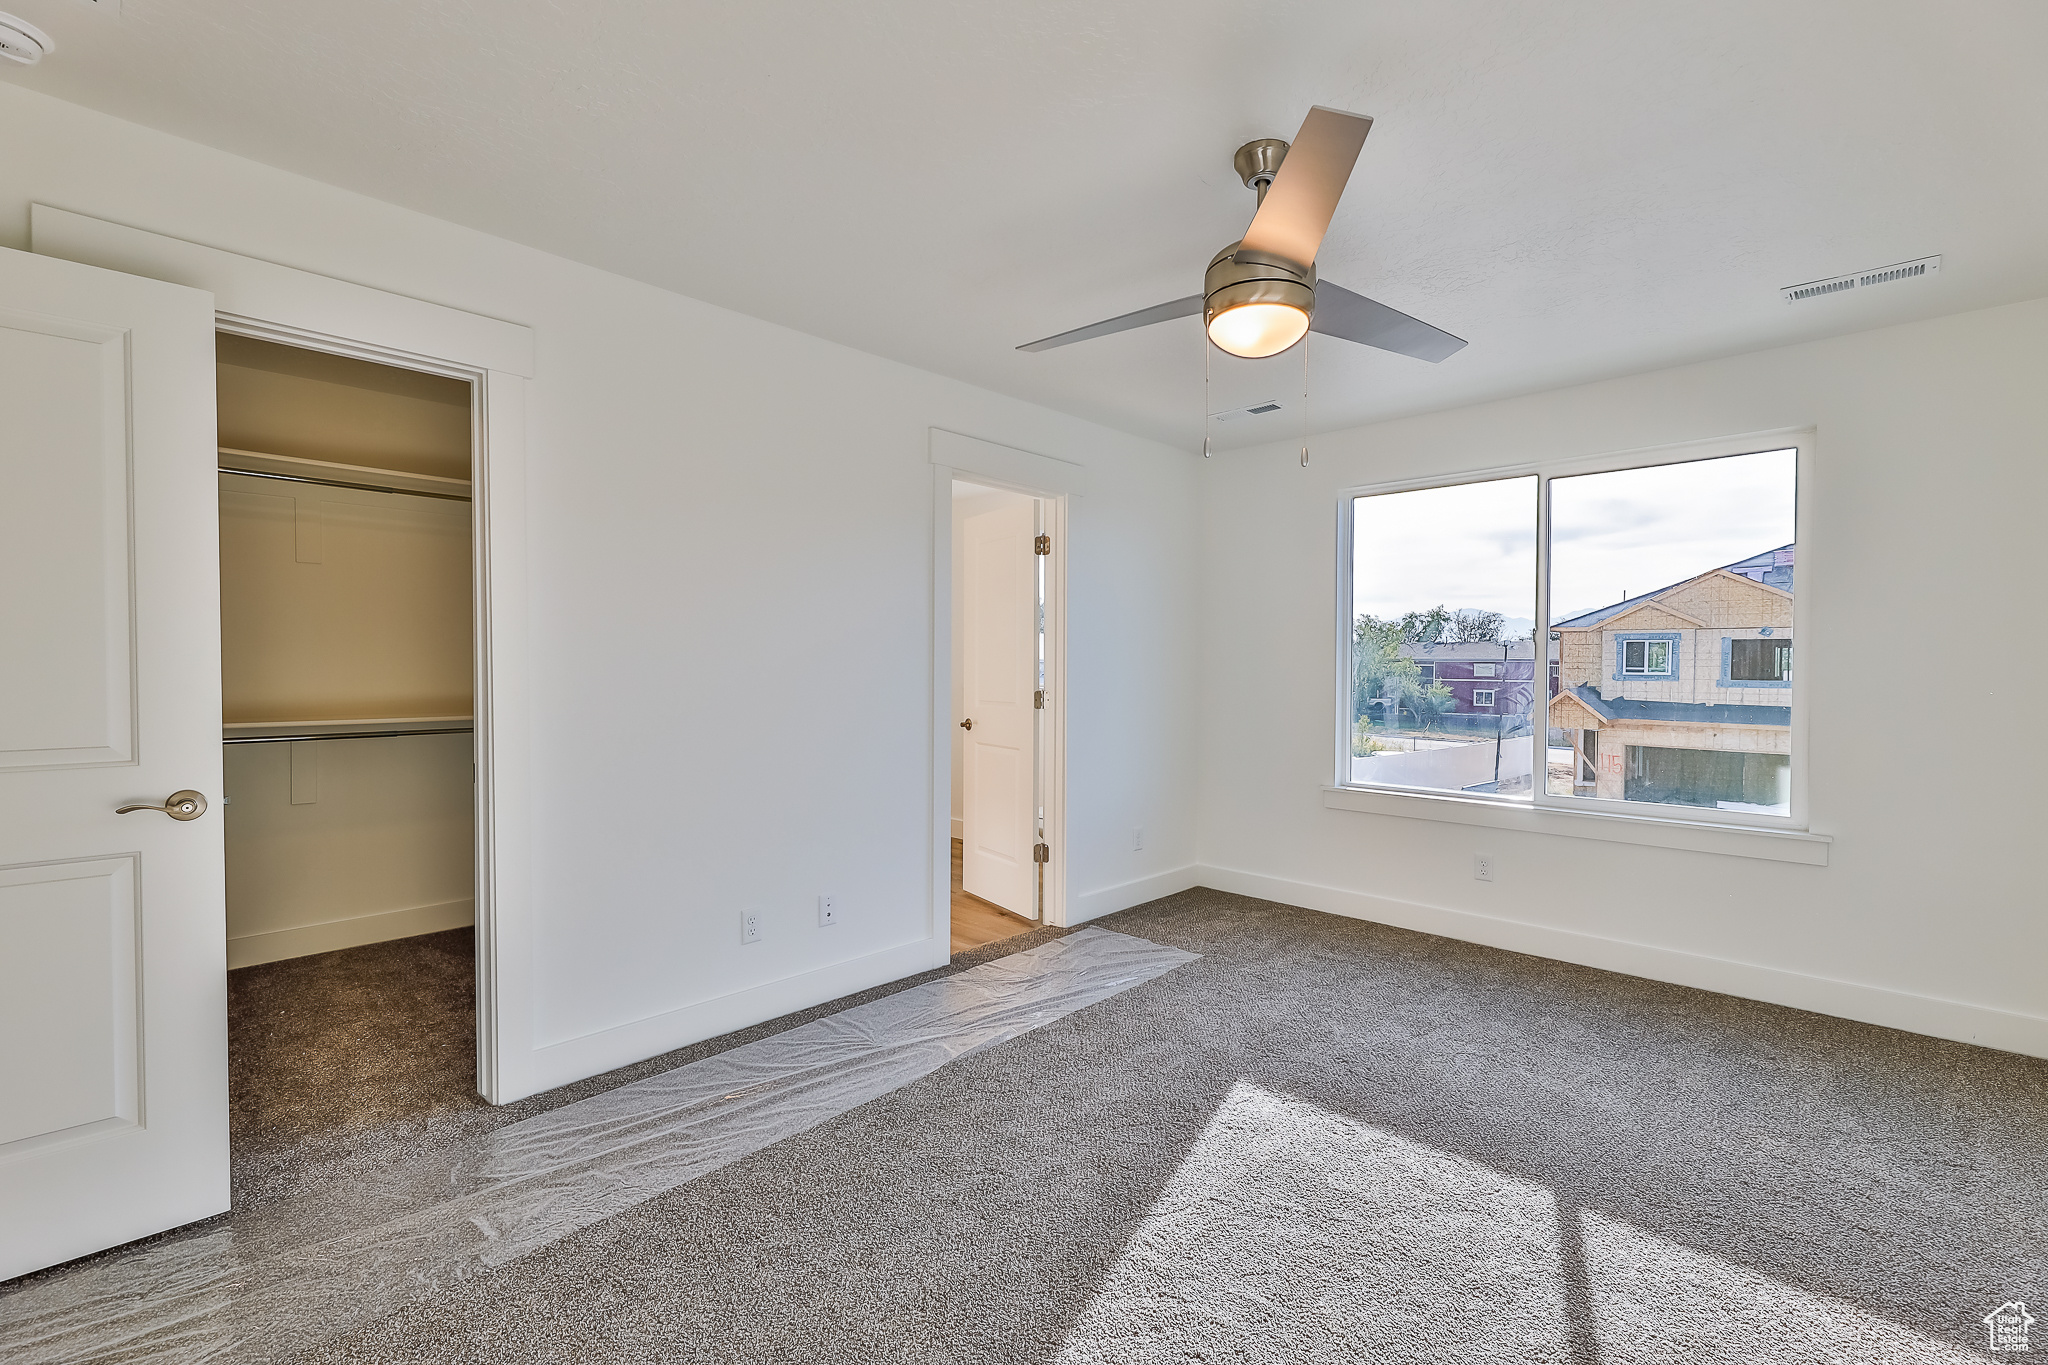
[216,334,477,969]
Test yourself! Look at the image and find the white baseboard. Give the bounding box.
[1069,864,1201,925]
[1196,864,2048,1062]
[517,936,941,1098]
[950,817,963,841]
[227,897,476,969]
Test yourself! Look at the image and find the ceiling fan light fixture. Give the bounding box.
[1203,243,1316,358]
[1206,301,1310,358]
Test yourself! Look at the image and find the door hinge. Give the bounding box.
[1034,534,1051,555]
[1033,842,1050,864]
[1034,689,1045,709]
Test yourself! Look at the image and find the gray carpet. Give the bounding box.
[21,890,2048,1362]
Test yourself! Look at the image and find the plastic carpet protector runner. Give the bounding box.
[1,928,1199,1364]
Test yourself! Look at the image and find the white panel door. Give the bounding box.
[0,247,226,1280]
[961,499,1038,918]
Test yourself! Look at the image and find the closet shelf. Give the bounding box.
[222,716,474,745]
[218,447,472,503]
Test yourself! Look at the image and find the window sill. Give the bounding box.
[1322,786,1830,865]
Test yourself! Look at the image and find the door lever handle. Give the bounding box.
[959,719,973,730]
[116,790,208,821]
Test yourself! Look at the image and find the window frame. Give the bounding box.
[1333,429,1813,838]
[1471,688,1497,708]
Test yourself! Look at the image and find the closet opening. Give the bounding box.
[950,479,1047,953]
[215,332,483,1140]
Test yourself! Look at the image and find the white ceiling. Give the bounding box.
[7,0,2046,449]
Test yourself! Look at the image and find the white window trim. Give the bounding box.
[1472,689,1496,707]
[1321,785,1829,865]
[1333,427,1817,859]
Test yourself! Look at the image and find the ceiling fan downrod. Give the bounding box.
[1233,138,1290,206]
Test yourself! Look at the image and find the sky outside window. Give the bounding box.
[1550,450,1796,622]
[1353,477,1536,631]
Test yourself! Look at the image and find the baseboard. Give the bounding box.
[950,817,963,841]
[226,897,475,969]
[1069,864,1202,925]
[1196,864,2048,1061]
[514,936,942,1099]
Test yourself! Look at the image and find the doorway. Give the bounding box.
[951,480,1046,953]
[215,333,481,1138]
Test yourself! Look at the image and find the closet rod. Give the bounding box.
[223,726,475,745]
[218,466,471,503]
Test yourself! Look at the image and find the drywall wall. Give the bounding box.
[0,81,1198,1098]
[1198,297,2048,1056]
[222,733,475,968]
[218,476,472,722]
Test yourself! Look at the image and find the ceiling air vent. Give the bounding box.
[1781,256,1940,304]
[1209,399,1284,424]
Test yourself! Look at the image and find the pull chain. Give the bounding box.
[1202,326,1212,458]
[1300,332,1310,468]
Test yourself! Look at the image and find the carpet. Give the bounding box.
[9,889,2044,1363]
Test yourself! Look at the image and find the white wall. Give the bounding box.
[0,82,1200,1097]
[1199,297,2048,1056]
[223,734,475,968]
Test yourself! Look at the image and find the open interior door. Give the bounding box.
[0,247,227,1280]
[960,498,1039,919]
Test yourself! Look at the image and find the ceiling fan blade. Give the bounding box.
[1016,295,1204,352]
[1237,107,1373,273]
[1311,281,1467,361]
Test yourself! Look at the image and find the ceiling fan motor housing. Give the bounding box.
[1204,242,1316,332]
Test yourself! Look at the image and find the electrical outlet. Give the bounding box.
[742,911,762,944]
[1133,827,1145,852]
[818,895,840,927]
[1473,855,1494,882]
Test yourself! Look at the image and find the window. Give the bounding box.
[1343,443,1801,825]
[1728,638,1791,682]
[1346,477,1536,798]
[1621,639,1671,675]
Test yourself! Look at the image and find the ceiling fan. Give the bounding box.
[1018,107,1466,364]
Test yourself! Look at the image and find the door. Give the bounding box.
[0,247,227,1279]
[960,498,1038,918]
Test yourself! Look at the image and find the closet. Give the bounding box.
[215,334,476,973]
